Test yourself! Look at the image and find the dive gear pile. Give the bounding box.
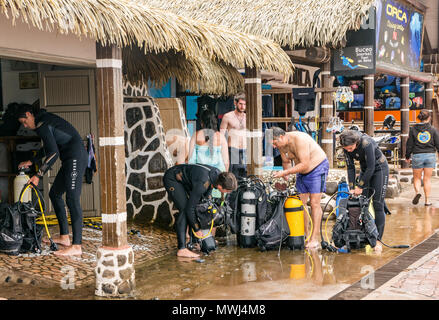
[0,183,48,255]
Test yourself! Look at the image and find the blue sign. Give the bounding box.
[376,0,424,71]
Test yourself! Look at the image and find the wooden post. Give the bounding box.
[95,43,134,297]
[425,81,433,113]
[400,77,410,169]
[244,66,263,176]
[320,62,334,168]
[363,74,375,136]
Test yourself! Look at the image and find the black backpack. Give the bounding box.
[332,196,378,250]
[255,195,289,251]
[0,201,43,255]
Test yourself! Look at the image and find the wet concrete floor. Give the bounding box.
[134,201,439,300]
[1,188,438,300]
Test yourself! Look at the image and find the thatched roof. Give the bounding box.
[124,47,245,95]
[0,0,293,94]
[147,0,375,48]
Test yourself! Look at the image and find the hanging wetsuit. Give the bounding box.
[32,110,88,245]
[344,134,389,240]
[163,164,220,250]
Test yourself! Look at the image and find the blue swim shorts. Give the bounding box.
[295,159,329,194]
[412,153,437,169]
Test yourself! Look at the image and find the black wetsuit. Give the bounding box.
[344,134,389,240]
[32,110,87,245]
[163,164,220,250]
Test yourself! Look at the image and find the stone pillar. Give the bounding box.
[363,74,375,136]
[244,66,263,176]
[95,43,135,297]
[320,62,334,168]
[400,77,410,169]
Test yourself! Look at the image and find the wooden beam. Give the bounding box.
[425,81,434,111]
[320,62,334,168]
[364,74,375,136]
[95,42,135,298]
[245,67,263,176]
[400,77,410,169]
[376,62,436,82]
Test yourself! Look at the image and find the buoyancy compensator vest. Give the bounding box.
[332,195,378,250]
[254,190,289,251]
[226,176,268,248]
[193,197,226,254]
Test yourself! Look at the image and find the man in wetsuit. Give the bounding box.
[16,104,88,256]
[163,164,237,258]
[339,130,389,254]
[271,127,329,250]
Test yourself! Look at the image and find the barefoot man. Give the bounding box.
[16,103,87,256]
[220,93,247,179]
[271,127,329,250]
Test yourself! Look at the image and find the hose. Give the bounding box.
[302,203,314,243]
[191,219,214,240]
[378,240,410,249]
[20,183,58,251]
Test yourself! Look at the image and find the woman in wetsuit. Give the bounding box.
[339,130,389,253]
[163,164,237,258]
[16,103,88,256]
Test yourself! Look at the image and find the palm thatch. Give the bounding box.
[123,47,245,95]
[0,0,294,78]
[147,0,375,48]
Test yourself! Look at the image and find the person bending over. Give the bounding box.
[339,130,389,254]
[163,164,237,258]
[271,127,329,250]
[17,103,88,256]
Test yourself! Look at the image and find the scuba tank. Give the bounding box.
[284,196,305,250]
[14,168,31,203]
[336,177,349,217]
[240,188,257,248]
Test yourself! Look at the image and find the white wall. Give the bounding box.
[420,0,439,50]
[0,13,96,67]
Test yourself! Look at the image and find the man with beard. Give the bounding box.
[220,93,247,179]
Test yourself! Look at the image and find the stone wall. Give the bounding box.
[124,96,178,228]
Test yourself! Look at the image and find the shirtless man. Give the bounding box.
[271,127,329,250]
[220,93,247,179]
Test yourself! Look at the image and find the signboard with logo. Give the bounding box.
[331,7,376,77]
[375,0,424,72]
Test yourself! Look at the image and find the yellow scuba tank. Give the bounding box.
[14,168,31,203]
[284,196,305,250]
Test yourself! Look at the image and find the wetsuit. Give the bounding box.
[32,110,87,245]
[163,164,220,250]
[344,134,389,240]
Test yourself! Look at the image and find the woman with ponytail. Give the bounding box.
[188,108,229,175]
[406,109,439,206]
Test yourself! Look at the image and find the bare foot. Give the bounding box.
[43,235,71,247]
[374,242,383,254]
[305,239,321,250]
[53,245,82,256]
[177,248,200,258]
